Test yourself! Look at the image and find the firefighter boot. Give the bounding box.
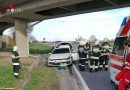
[78,64,81,71]
[81,65,85,71]
[14,75,18,79]
[98,67,102,70]
[89,68,93,72]
[95,68,98,72]
[104,68,108,71]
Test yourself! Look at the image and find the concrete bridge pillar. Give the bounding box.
[15,18,29,57]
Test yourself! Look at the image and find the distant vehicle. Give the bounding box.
[48,46,79,66]
[109,16,130,88]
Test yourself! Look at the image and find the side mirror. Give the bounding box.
[72,51,76,53]
[48,53,51,55]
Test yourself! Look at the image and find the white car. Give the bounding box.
[48,46,79,66]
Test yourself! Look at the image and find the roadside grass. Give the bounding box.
[0,65,26,88]
[24,66,60,90]
[29,43,52,54]
[0,43,59,89]
[0,56,38,89]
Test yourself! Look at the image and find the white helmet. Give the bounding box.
[79,41,85,45]
[103,38,108,42]
[13,46,18,51]
[95,40,99,45]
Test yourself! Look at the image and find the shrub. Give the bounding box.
[29,43,52,54]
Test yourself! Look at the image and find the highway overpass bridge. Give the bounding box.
[0,0,130,56]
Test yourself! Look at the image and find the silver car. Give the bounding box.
[48,46,72,66]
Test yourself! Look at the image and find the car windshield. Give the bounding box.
[112,37,127,56]
[52,48,70,54]
[57,42,72,49]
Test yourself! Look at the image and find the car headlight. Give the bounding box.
[48,59,53,61]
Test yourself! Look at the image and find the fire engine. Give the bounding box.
[109,16,130,88]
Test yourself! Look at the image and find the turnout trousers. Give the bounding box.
[13,64,20,78]
[99,55,108,70]
[90,59,99,72]
[79,59,86,71]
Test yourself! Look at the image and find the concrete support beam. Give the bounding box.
[15,18,29,57]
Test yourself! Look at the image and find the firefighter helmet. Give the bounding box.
[13,46,18,51]
[79,41,85,45]
[103,38,108,42]
[95,40,99,45]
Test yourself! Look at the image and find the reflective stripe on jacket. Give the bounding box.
[90,56,99,59]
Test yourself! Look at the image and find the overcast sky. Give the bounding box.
[4,7,130,41]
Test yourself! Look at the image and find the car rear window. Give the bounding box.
[52,48,70,54]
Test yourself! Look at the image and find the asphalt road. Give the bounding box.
[75,63,116,90]
[71,43,116,90]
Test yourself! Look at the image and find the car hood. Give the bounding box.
[49,53,71,59]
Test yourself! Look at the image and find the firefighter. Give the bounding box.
[115,40,130,90]
[85,40,91,51]
[99,38,111,71]
[12,46,21,79]
[85,40,91,67]
[78,41,87,71]
[89,40,102,72]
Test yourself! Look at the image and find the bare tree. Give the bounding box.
[28,23,38,43]
[89,35,97,42]
[3,23,38,43]
[76,36,84,42]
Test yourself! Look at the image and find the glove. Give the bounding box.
[122,63,125,69]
